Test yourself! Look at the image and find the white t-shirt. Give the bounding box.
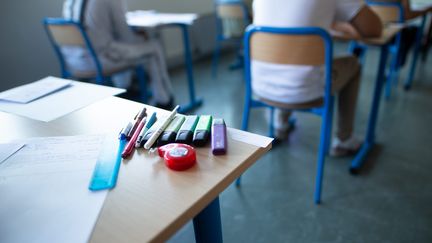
[252,0,364,103]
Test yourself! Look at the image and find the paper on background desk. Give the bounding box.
[127,10,198,27]
[0,77,72,104]
[0,134,107,243]
[0,77,125,122]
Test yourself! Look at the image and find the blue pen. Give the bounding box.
[136,112,157,147]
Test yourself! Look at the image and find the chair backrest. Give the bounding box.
[367,1,405,24]
[215,1,250,39]
[244,25,333,108]
[43,18,104,84]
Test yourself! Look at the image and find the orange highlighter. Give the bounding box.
[122,117,147,158]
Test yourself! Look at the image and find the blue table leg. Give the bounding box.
[193,197,223,243]
[177,24,203,113]
[350,44,389,172]
[404,15,427,90]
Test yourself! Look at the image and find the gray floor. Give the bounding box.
[156,43,432,242]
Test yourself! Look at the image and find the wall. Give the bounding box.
[0,0,216,91]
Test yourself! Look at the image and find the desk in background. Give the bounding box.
[333,25,402,172]
[127,11,203,113]
[0,96,272,243]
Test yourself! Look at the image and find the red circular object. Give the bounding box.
[158,143,196,171]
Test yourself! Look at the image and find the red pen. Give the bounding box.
[122,117,147,158]
[127,107,147,139]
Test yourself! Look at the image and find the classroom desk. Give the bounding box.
[0,96,272,243]
[333,26,402,172]
[127,11,203,113]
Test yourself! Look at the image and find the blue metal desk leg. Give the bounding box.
[178,24,203,113]
[350,44,389,173]
[193,197,223,243]
[404,15,427,90]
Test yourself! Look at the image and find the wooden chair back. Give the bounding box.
[250,33,326,66]
[46,24,86,46]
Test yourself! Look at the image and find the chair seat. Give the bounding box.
[257,95,324,110]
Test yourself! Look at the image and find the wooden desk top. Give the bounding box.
[332,24,403,46]
[0,97,272,243]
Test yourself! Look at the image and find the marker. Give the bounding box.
[157,115,186,147]
[127,107,147,139]
[192,115,212,147]
[175,115,199,145]
[144,105,179,149]
[122,117,146,158]
[136,112,157,148]
[119,121,133,140]
[211,118,227,155]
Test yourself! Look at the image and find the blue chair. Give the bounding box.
[212,0,251,77]
[352,1,427,98]
[43,18,148,102]
[238,25,335,204]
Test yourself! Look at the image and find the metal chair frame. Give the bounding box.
[43,18,148,101]
[238,25,335,204]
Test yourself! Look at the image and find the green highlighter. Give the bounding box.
[175,115,199,145]
[192,115,213,147]
[157,115,186,146]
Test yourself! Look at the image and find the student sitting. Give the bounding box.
[252,0,382,156]
[62,0,174,109]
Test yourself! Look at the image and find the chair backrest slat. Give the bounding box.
[47,24,85,46]
[217,4,245,19]
[250,33,325,65]
[370,5,402,23]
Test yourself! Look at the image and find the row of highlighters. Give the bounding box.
[119,105,227,170]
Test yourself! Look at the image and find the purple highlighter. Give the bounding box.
[211,118,227,155]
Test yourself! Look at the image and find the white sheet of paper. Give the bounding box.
[0,143,25,164]
[0,77,72,104]
[228,128,273,148]
[0,135,107,243]
[127,11,198,27]
[0,77,125,122]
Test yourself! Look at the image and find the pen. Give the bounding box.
[127,107,147,139]
[144,105,179,149]
[122,117,147,158]
[136,112,157,148]
[119,121,133,140]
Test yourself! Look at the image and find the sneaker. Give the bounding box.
[274,118,296,141]
[330,135,362,157]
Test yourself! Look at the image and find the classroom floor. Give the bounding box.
[128,43,432,243]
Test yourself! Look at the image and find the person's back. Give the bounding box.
[252,0,382,156]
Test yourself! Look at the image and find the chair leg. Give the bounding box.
[212,40,221,78]
[384,53,399,100]
[268,107,275,138]
[314,100,333,204]
[135,65,148,103]
[404,17,427,90]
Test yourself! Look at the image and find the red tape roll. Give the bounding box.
[158,143,197,171]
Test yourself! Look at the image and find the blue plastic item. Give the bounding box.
[89,136,127,191]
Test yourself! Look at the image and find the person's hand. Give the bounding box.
[331,21,361,39]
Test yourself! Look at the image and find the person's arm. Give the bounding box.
[350,6,383,38]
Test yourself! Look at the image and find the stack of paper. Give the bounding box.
[127,10,198,27]
[0,135,108,243]
[0,76,125,122]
